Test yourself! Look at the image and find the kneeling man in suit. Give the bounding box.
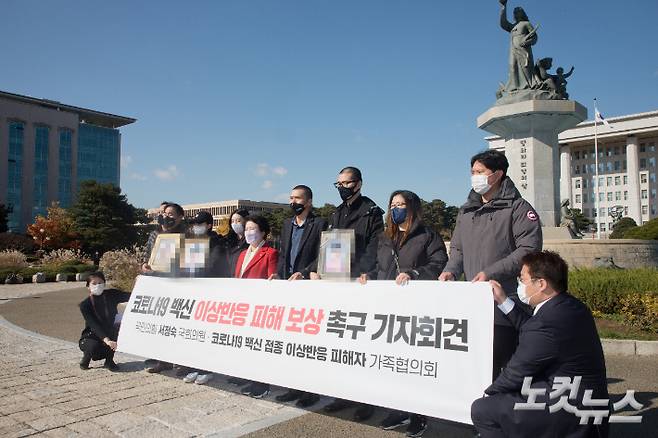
[472,251,609,438]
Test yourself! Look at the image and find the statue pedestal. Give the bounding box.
[477,99,587,227]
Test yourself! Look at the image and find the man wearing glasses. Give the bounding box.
[322,166,384,421]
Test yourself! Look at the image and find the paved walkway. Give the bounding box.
[0,283,655,437]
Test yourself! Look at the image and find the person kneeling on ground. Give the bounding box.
[78,271,129,371]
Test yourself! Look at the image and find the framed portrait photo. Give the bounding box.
[180,238,210,274]
[148,233,183,273]
[317,229,355,280]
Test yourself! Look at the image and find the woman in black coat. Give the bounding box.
[360,190,448,437]
[78,271,129,371]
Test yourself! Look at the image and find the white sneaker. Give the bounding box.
[183,372,199,383]
[195,373,213,385]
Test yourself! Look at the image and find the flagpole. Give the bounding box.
[594,98,601,239]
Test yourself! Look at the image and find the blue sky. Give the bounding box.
[2,0,657,210]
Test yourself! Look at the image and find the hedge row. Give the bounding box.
[569,269,658,332]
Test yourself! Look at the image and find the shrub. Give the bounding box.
[40,249,87,270]
[0,233,36,253]
[623,217,658,240]
[99,246,145,292]
[0,250,28,269]
[609,217,637,239]
[620,293,658,333]
[570,268,658,332]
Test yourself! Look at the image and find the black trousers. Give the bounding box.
[492,324,518,380]
[79,337,113,361]
[472,392,609,438]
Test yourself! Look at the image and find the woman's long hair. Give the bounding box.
[384,190,422,245]
[224,209,249,245]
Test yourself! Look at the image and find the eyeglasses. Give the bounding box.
[334,180,357,188]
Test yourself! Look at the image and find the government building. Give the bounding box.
[147,199,289,229]
[0,90,135,232]
[487,109,658,235]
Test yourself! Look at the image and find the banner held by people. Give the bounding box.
[118,276,494,424]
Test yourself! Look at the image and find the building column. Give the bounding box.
[626,136,642,224]
[559,145,572,208]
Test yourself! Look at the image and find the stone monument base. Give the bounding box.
[541,227,573,240]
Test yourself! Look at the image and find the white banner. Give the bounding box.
[118,276,493,425]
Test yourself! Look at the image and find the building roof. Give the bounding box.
[0,90,136,128]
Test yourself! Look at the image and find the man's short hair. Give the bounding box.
[164,203,184,217]
[521,251,569,293]
[292,185,313,201]
[339,166,362,182]
[470,150,509,176]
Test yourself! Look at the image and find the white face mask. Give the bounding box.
[232,222,245,236]
[517,281,539,305]
[90,283,105,296]
[192,224,207,236]
[245,230,262,245]
[471,174,492,195]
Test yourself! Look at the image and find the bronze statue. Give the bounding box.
[499,0,537,93]
[559,199,583,238]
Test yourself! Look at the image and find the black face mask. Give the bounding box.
[156,214,165,226]
[163,216,177,228]
[338,186,356,202]
[290,202,306,216]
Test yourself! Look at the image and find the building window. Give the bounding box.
[623,175,628,184]
[649,143,656,153]
[641,205,648,215]
[641,174,648,184]
[614,147,620,155]
[575,179,581,189]
[33,126,49,219]
[606,162,613,172]
[77,124,120,190]
[623,160,627,170]
[575,194,581,203]
[615,191,621,201]
[606,148,613,157]
[640,144,646,153]
[574,165,580,175]
[650,158,656,168]
[641,190,648,199]
[614,161,620,171]
[7,121,24,232]
[606,177,612,186]
[600,207,605,216]
[589,164,595,174]
[624,206,628,215]
[652,188,657,199]
[598,192,604,202]
[607,192,613,201]
[583,151,588,159]
[58,129,73,208]
[640,158,647,169]
[624,191,628,200]
[583,179,588,188]
[600,223,606,232]
[583,193,588,203]
[614,176,620,185]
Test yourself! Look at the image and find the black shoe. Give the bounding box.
[79,354,91,370]
[296,393,320,408]
[228,376,248,385]
[145,361,173,373]
[381,412,411,430]
[406,415,428,437]
[276,389,302,402]
[354,404,375,422]
[324,398,352,413]
[243,382,270,399]
[104,359,119,372]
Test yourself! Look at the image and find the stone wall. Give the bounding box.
[543,239,658,269]
[443,240,658,269]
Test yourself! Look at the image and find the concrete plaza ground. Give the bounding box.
[0,283,655,437]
